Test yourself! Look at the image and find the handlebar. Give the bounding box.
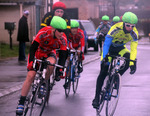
[106,54,136,63]
[70,49,81,53]
[33,58,66,69]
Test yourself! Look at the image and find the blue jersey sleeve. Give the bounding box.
[103,35,113,58]
[96,26,101,33]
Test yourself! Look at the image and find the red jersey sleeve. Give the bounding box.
[59,33,67,51]
[78,29,85,53]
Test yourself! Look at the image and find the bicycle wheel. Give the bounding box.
[29,80,49,116]
[65,63,71,97]
[106,74,121,116]
[72,65,79,94]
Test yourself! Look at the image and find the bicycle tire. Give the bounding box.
[106,74,121,116]
[65,62,71,97]
[72,65,79,94]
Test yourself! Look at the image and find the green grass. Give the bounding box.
[0,43,30,59]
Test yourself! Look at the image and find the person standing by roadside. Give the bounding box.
[17,10,29,62]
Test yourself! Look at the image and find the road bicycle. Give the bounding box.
[64,49,81,97]
[21,58,65,116]
[96,55,135,116]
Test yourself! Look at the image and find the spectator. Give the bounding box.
[17,10,29,62]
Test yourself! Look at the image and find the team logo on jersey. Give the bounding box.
[44,41,49,44]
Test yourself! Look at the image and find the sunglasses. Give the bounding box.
[55,10,64,13]
[56,29,65,32]
[125,23,135,28]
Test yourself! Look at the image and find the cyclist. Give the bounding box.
[40,1,70,37]
[111,16,120,26]
[16,16,68,115]
[40,1,70,81]
[92,12,138,109]
[94,15,111,56]
[68,20,85,73]
[63,20,85,88]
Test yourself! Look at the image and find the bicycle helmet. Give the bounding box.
[71,20,79,28]
[113,16,120,22]
[50,16,67,29]
[52,2,66,10]
[122,12,138,24]
[102,15,109,21]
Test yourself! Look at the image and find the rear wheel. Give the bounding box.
[106,74,121,116]
[72,64,79,94]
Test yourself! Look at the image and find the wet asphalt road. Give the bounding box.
[0,44,150,116]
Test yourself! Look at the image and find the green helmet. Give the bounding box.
[102,15,109,21]
[50,16,67,29]
[113,16,120,22]
[122,12,138,24]
[71,20,79,28]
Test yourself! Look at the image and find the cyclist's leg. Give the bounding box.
[55,50,68,81]
[46,52,57,80]
[16,70,36,115]
[77,46,84,73]
[92,63,109,108]
[118,48,130,75]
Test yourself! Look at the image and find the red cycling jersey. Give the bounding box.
[33,26,67,59]
[68,28,85,53]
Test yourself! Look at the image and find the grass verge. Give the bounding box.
[0,43,30,59]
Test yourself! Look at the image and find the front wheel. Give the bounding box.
[72,65,79,94]
[106,74,121,116]
[65,62,71,98]
[29,80,49,116]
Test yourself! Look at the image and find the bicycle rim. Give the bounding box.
[106,74,121,116]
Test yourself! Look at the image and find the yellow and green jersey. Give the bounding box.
[103,22,138,66]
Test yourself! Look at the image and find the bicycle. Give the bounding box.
[21,58,65,116]
[96,55,135,116]
[64,49,81,97]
